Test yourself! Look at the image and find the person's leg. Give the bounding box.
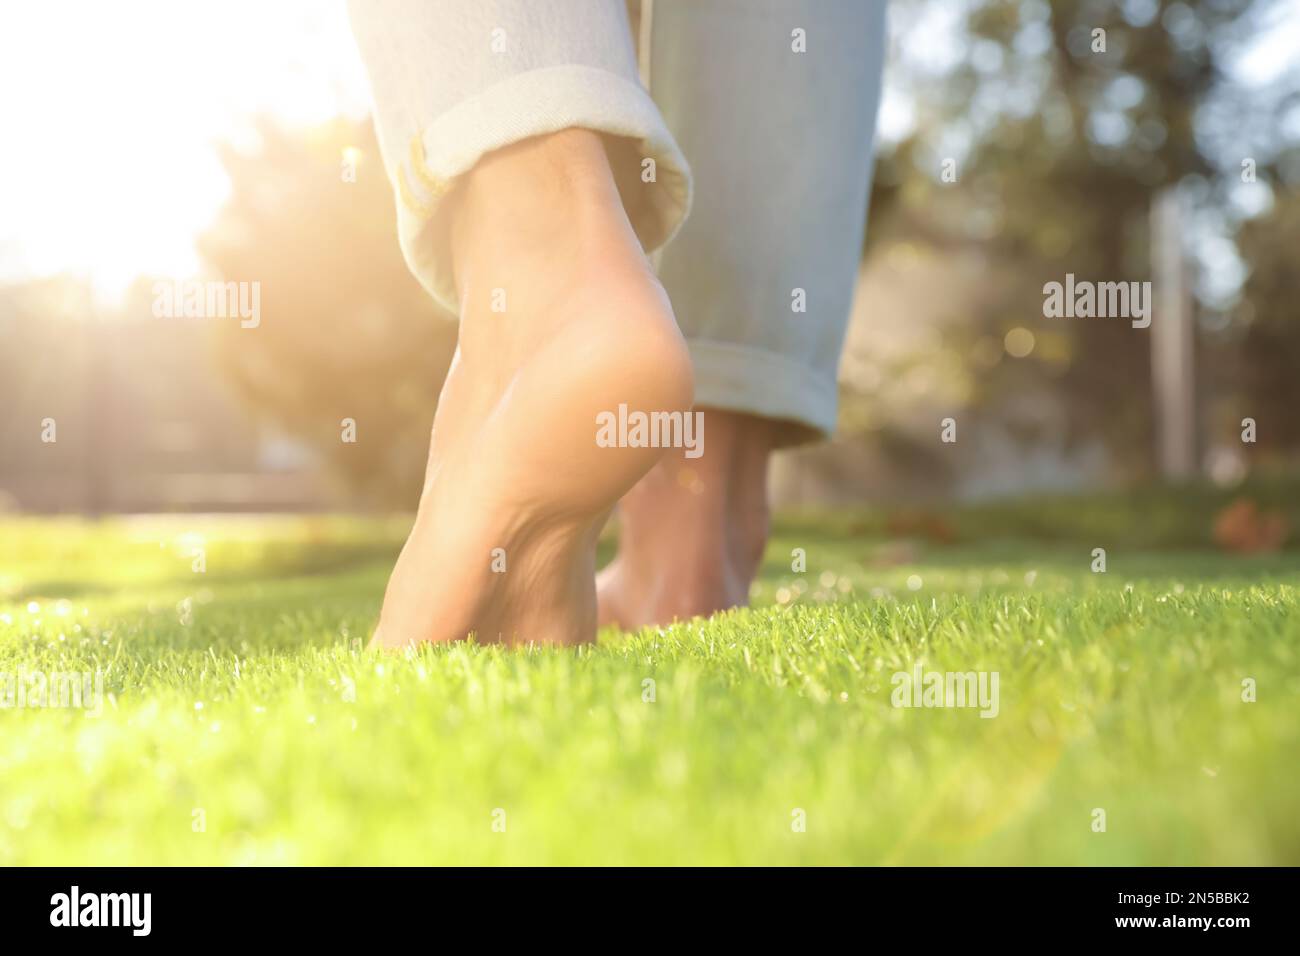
[347,0,691,316]
[348,2,695,646]
[599,408,777,627]
[599,0,888,629]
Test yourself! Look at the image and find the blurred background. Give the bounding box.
[2,0,1298,522]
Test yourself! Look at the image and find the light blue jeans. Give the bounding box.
[350,0,887,440]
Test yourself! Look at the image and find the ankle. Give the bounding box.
[450,129,627,288]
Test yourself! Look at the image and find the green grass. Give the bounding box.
[1,494,1297,865]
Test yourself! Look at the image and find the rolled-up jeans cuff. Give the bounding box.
[686,340,838,443]
[393,64,693,315]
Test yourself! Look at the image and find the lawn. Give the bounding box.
[1,490,1297,865]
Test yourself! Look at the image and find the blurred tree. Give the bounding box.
[199,118,457,506]
[1236,180,1300,453]
[850,0,1299,480]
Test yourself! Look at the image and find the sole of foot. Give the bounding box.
[372,129,693,649]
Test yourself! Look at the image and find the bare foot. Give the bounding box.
[597,409,777,630]
[372,129,693,649]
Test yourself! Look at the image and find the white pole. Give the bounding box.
[1151,188,1197,480]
